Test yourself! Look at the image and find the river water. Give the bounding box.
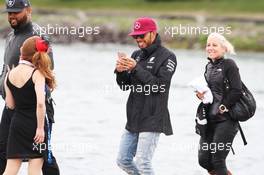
[0,41,263,175]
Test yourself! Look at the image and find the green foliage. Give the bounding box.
[0,0,262,13]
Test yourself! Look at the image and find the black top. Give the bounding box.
[6,69,47,160]
[7,69,37,111]
[205,58,242,122]
[116,34,177,135]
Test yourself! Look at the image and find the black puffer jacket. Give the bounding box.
[204,58,242,122]
[116,34,177,135]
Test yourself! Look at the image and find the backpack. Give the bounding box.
[223,61,256,122]
[45,84,55,123]
[222,59,257,145]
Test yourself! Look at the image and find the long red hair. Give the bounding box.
[21,36,56,90]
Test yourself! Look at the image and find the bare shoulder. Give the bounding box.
[8,67,20,79]
[32,70,45,83]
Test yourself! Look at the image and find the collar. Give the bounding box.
[19,60,35,68]
[14,22,33,35]
[207,57,224,65]
[141,34,161,58]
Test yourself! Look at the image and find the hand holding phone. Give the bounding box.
[116,52,128,72]
[118,52,127,60]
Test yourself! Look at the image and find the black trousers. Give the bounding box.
[198,119,238,175]
[0,107,60,175]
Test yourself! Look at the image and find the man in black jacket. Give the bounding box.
[115,17,177,175]
[0,0,60,174]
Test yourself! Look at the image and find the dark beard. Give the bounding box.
[9,15,28,30]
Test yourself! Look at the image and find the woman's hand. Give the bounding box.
[196,91,206,101]
[34,128,45,144]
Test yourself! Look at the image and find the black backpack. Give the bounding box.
[223,80,256,122]
[45,84,55,123]
[223,59,257,145]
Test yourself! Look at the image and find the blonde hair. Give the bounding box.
[207,33,236,55]
[21,36,56,91]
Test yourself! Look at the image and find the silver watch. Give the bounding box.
[219,104,229,113]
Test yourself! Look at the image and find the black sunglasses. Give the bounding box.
[132,34,146,39]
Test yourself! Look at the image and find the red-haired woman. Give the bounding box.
[3,36,56,175]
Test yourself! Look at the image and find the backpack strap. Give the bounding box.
[231,146,235,155]
[45,114,53,164]
[238,122,248,145]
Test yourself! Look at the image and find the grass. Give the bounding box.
[1,0,264,14]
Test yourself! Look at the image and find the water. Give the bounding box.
[0,41,263,175]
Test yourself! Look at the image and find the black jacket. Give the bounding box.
[116,35,177,135]
[0,22,55,123]
[0,22,54,98]
[204,58,242,122]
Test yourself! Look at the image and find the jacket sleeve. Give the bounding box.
[115,70,131,91]
[131,54,177,90]
[0,64,7,98]
[222,59,242,109]
[0,34,12,98]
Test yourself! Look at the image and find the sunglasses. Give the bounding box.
[132,34,146,39]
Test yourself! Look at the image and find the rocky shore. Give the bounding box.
[0,9,263,51]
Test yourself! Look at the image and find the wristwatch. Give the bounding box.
[219,104,229,113]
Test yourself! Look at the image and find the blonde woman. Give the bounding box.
[196,33,242,175]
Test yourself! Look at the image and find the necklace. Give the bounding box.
[19,60,35,68]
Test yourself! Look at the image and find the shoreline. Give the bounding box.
[0,9,263,52]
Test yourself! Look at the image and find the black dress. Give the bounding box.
[6,69,47,160]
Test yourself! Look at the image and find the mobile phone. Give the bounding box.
[118,52,127,59]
